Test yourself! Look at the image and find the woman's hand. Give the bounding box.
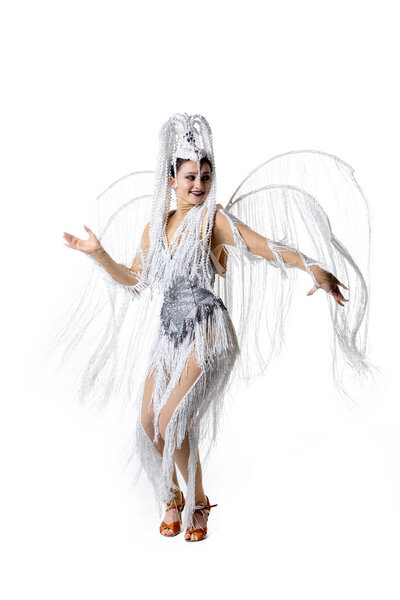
[307,266,349,307]
[63,225,101,254]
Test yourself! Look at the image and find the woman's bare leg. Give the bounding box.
[158,352,209,541]
[173,434,206,504]
[141,370,182,536]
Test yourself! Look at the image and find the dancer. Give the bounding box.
[56,113,375,542]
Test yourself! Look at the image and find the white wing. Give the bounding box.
[216,150,378,402]
[47,171,162,411]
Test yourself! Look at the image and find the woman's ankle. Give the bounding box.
[172,488,183,502]
[194,493,208,505]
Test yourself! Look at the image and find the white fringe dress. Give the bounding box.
[133,206,241,530]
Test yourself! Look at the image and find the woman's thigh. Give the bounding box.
[158,350,203,441]
[140,358,174,436]
[140,370,157,437]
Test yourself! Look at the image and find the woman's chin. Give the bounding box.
[189,195,206,206]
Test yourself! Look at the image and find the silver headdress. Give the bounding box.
[171,115,208,186]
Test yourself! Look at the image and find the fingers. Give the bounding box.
[62,226,97,253]
[334,286,349,302]
[307,281,322,296]
[308,273,350,307]
[63,232,73,245]
[326,275,349,307]
[330,287,349,307]
[307,290,348,306]
[63,231,79,248]
[307,286,319,296]
[308,283,349,307]
[329,274,349,292]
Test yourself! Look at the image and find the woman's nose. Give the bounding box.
[193,177,204,188]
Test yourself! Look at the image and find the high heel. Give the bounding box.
[185,495,217,542]
[159,491,185,537]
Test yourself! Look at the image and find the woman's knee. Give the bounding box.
[158,400,194,441]
[158,411,169,442]
[158,360,203,440]
[141,418,154,440]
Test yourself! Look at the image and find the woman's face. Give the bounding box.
[169,160,212,206]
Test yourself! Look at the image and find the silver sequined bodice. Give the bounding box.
[160,263,227,347]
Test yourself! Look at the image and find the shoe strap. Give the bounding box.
[195,494,217,511]
[193,502,218,516]
[185,527,207,538]
[165,494,185,512]
[165,504,184,512]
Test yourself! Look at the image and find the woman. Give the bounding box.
[60,113,373,542]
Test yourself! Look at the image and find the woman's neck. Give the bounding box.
[173,201,197,220]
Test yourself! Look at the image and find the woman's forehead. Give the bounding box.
[180,160,211,174]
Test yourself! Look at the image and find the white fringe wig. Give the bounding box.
[145,113,218,288]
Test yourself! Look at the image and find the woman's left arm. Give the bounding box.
[213,209,349,307]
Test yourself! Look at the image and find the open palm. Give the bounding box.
[63,225,101,254]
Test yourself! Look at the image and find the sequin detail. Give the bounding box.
[160,273,227,347]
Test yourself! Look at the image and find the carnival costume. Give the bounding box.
[51,113,376,531]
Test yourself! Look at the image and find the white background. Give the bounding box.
[1,0,399,598]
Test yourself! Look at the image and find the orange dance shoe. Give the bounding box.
[159,492,186,537]
[184,495,218,542]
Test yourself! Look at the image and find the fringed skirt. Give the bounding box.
[133,276,240,531]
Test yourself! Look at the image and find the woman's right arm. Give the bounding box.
[88,223,150,287]
[63,222,150,290]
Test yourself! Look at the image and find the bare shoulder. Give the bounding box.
[212,205,234,246]
[142,220,150,237]
[202,204,225,234]
[212,204,229,227]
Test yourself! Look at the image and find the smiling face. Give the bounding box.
[169,160,212,206]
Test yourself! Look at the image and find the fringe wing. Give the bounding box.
[216,150,378,401]
[47,171,161,412]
